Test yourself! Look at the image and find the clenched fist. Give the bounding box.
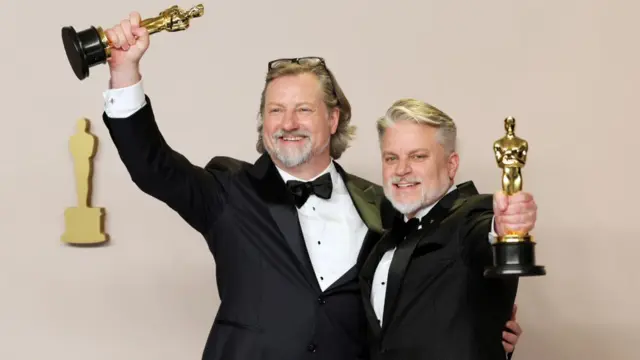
[104,11,150,88]
[493,191,537,236]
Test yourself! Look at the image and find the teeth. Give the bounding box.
[396,183,418,188]
[282,137,303,141]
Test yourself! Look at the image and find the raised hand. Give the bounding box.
[104,11,150,87]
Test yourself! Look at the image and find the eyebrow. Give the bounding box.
[265,101,316,107]
[383,149,430,156]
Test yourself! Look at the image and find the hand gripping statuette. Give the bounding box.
[484,117,546,278]
[61,4,204,80]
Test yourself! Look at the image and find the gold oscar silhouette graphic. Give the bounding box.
[61,118,109,245]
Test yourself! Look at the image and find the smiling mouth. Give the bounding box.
[394,182,421,190]
[278,136,308,143]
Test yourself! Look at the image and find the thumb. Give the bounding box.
[494,191,508,213]
[512,304,518,320]
[132,27,149,48]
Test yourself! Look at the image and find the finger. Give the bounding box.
[502,330,518,345]
[120,19,136,46]
[502,341,514,353]
[512,303,518,320]
[129,11,142,27]
[493,191,508,212]
[510,192,533,203]
[132,27,149,49]
[105,28,120,48]
[497,212,536,226]
[495,214,536,232]
[132,26,148,37]
[113,26,129,50]
[500,202,533,216]
[507,321,523,336]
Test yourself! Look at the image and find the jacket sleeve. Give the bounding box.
[103,95,229,235]
[461,196,519,359]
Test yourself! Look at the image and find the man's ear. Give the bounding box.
[447,152,459,179]
[329,108,340,134]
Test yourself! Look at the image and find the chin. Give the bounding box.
[276,148,312,168]
[384,186,424,216]
[388,198,424,217]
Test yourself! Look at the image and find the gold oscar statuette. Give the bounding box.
[61,4,205,80]
[61,118,109,246]
[484,116,546,278]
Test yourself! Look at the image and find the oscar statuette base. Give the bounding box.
[61,26,108,81]
[61,206,109,246]
[484,235,546,278]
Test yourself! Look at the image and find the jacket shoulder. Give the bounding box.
[462,193,494,214]
[345,172,382,192]
[204,156,252,174]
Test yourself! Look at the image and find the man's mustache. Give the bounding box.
[389,176,422,185]
[273,130,312,139]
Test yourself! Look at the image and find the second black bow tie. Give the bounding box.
[286,173,333,208]
[392,216,421,243]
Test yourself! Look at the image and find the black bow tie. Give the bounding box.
[286,173,333,208]
[393,216,421,241]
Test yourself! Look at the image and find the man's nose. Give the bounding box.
[395,159,411,176]
[282,111,300,131]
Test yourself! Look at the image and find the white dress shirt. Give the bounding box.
[103,80,369,292]
[275,164,369,291]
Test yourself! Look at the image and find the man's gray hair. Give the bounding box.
[376,98,457,154]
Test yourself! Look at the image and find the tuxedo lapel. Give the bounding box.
[334,162,383,233]
[334,163,385,266]
[381,182,478,331]
[248,154,320,291]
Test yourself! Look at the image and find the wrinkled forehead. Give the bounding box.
[264,73,324,104]
[382,121,442,154]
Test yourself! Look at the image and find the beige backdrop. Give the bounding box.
[1,0,638,359]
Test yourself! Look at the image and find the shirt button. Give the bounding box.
[307,343,317,352]
[317,297,326,305]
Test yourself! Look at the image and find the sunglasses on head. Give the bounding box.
[267,56,326,70]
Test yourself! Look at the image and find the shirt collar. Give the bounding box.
[275,160,336,183]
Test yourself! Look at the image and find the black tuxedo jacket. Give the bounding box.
[359,181,519,360]
[102,96,387,360]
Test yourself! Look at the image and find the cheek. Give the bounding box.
[309,117,330,139]
[263,118,278,135]
[382,166,393,183]
[416,163,438,182]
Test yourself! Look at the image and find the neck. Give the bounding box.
[274,153,332,180]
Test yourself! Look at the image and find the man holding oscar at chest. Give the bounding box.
[359,99,539,360]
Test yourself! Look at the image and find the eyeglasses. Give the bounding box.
[267,56,326,70]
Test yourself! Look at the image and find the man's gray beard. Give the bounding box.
[264,133,330,168]
[383,185,426,216]
[383,176,451,217]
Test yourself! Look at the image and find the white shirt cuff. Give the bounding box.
[488,215,498,244]
[103,80,146,118]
